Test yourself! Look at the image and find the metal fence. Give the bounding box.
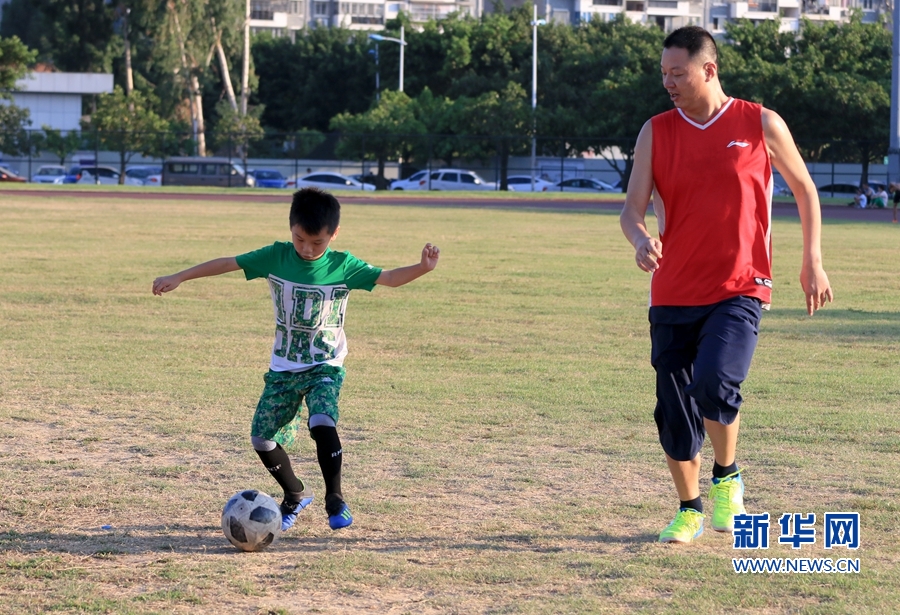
[0,129,892,191]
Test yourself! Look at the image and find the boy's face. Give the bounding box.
[291,224,339,261]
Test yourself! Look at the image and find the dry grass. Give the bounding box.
[0,192,898,614]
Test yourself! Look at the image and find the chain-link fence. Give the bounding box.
[0,128,892,192]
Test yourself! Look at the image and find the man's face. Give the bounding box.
[291,225,339,261]
[660,46,712,109]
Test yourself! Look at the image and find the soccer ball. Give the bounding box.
[221,490,281,552]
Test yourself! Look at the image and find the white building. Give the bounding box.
[8,72,113,131]
[247,0,889,34]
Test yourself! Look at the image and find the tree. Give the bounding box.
[83,85,169,183]
[210,99,265,169]
[0,35,37,156]
[38,125,84,165]
[721,14,892,184]
[252,28,374,133]
[330,90,426,189]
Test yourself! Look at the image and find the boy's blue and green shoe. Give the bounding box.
[280,491,314,532]
[326,498,353,530]
[659,508,705,544]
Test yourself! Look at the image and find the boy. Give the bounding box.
[152,188,440,531]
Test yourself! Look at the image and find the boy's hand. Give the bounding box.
[152,274,182,295]
[421,243,440,271]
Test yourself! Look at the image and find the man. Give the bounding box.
[620,26,833,544]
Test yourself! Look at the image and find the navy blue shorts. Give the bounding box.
[649,296,762,461]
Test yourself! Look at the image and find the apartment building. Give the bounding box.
[248,0,891,36]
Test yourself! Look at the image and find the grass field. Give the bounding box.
[1,190,898,614]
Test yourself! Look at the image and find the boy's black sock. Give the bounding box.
[680,497,703,513]
[254,443,305,502]
[310,425,343,506]
[713,461,739,479]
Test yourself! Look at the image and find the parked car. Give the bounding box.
[162,157,255,187]
[423,169,497,191]
[288,172,375,191]
[31,164,67,184]
[555,177,617,193]
[505,175,556,192]
[63,165,143,186]
[773,183,792,196]
[390,170,430,190]
[0,165,26,183]
[816,183,861,201]
[350,173,389,188]
[249,169,289,189]
[126,165,163,186]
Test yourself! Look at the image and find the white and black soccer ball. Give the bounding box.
[221,490,281,552]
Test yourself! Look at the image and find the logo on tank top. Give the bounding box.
[727,141,750,148]
[754,277,773,288]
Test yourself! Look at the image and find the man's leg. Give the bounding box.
[652,318,706,543]
[689,297,761,532]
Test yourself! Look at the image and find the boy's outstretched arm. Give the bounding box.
[152,257,241,295]
[375,243,440,288]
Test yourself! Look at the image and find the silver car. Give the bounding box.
[31,165,67,184]
[424,169,497,191]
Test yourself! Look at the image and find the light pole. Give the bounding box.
[369,26,407,97]
[531,6,546,191]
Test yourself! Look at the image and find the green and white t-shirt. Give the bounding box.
[236,242,382,372]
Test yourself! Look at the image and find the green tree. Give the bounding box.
[210,99,265,169]
[721,14,891,183]
[330,90,426,189]
[83,85,169,183]
[0,35,36,156]
[38,125,84,165]
[252,28,374,133]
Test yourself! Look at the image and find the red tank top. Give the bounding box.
[650,98,773,307]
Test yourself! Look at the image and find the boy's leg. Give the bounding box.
[306,367,353,530]
[689,297,761,532]
[251,371,314,530]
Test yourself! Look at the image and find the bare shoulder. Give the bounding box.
[761,107,791,140]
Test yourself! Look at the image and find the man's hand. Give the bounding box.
[800,264,833,316]
[152,274,182,295]
[421,243,440,271]
[635,236,663,273]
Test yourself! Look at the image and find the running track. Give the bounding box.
[1,188,894,222]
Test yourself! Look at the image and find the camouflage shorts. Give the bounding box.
[250,365,345,448]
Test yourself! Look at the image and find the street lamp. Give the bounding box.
[368,26,407,100]
[531,7,546,191]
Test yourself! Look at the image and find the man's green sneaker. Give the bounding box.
[659,508,705,543]
[709,472,745,532]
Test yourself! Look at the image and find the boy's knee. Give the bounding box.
[688,368,742,421]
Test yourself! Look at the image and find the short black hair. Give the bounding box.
[664,26,718,64]
[289,187,340,234]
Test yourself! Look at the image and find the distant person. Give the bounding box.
[153,188,440,531]
[853,187,868,209]
[620,26,833,544]
[872,186,888,209]
[890,182,900,223]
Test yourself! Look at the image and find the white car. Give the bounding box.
[390,170,430,190]
[555,177,617,193]
[73,165,144,186]
[31,165,67,184]
[505,175,556,192]
[423,169,497,191]
[288,172,375,191]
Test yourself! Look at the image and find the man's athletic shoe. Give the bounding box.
[659,508,705,544]
[327,500,353,530]
[280,490,314,532]
[709,471,745,532]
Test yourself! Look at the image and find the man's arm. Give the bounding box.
[762,108,834,315]
[375,243,440,288]
[152,257,241,295]
[620,120,663,272]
